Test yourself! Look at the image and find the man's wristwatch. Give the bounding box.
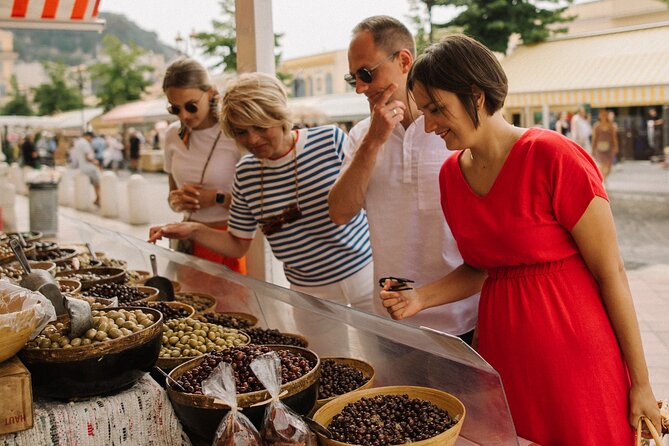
[215,192,226,205]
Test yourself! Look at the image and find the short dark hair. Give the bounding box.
[408,34,508,128]
[352,15,415,58]
[84,131,95,138]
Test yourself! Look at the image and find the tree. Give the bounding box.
[1,76,33,116]
[412,0,574,54]
[32,61,83,115]
[88,35,153,111]
[192,0,284,73]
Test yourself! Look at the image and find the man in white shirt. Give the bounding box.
[328,15,481,344]
[570,106,592,153]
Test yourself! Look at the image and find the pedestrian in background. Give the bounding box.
[381,34,660,445]
[160,56,245,273]
[328,15,480,343]
[21,133,38,168]
[150,72,373,307]
[554,111,570,137]
[570,105,592,152]
[71,131,101,206]
[592,108,619,182]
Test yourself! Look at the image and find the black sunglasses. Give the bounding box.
[258,202,303,236]
[167,92,206,115]
[344,51,400,87]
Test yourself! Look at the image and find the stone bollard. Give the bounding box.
[74,171,93,211]
[8,163,26,195]
[58,168,76,207]
[0,180,17,232]
[100,170,119,218]
[127,174,149,225]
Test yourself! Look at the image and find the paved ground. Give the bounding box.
[7,160,669,399]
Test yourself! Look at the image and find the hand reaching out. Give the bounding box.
[148,222,200,244]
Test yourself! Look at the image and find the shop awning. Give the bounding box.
[0,0,105,31]
[288,92,370,124]
[97,99,177,126]
[502,23,669,108]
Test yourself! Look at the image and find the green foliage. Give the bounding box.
[192,0,284,73]
[87,35,154,112]
[1,76,33,115]
[31,62,83,115]
[413,0,574,54]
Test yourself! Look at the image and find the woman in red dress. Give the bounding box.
[380,34,660,445]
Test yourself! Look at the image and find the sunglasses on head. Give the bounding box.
[167,91,206,115]
[345,51,400,87]
[258,202,303,236]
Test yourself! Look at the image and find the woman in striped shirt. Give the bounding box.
[149,73,373,309]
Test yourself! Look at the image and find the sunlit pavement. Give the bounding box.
[11,160,669,399]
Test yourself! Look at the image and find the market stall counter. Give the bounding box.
[2,216,533,446]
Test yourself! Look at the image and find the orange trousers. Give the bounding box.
[191,224,247,275]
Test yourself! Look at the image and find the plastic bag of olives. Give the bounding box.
[250,352,316,446]
[202,362,263,446]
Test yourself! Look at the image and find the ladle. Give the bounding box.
[10,238,93,338]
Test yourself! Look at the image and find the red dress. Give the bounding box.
[439,128,632,445]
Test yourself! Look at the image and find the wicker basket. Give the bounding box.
[174,292,217,313]
[314,357,375,410]
[313,385,466,446]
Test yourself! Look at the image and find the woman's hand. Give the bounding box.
[148,222,200,244]
[168,183,202,212]
[379,279,424,320]
[629,382,662,435]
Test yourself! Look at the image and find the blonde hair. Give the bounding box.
[221,72,292,138]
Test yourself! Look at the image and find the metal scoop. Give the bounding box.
[145,254,175,302]
[10,238,93,338]
[85,243,98,262]
[11,238,66,314]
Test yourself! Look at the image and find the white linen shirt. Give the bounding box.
[164,121,240,224]
[344,115,479,335]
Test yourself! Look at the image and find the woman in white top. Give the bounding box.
[162,57,245,273]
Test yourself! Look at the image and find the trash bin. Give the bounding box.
[28,181,59,236]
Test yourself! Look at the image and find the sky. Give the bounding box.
[98,0,438,63]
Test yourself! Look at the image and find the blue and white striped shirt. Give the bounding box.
[228,125,372,287]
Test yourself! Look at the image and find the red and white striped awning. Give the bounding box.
[0,0,105,31]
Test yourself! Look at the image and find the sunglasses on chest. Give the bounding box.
[167,91,206,115]
[344,51,399,87]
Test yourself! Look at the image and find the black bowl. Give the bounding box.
[166,345,320,442]
[18,307,163,400]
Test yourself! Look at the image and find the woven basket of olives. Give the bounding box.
[156,317,251,371]
[29,247,77,264]
[166,344,321,441]
[56,267,126,290]
[1,261,56,284]
[245,327,309,347]
[174,292,217,313]
[125,269,151,285]
[315,357,375,409]
[57,278,82,294]
[19,307,164,400]
[144,301,195,321]
[193,311,258,330]
[0,240,36,264]
[313,385,465,446]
